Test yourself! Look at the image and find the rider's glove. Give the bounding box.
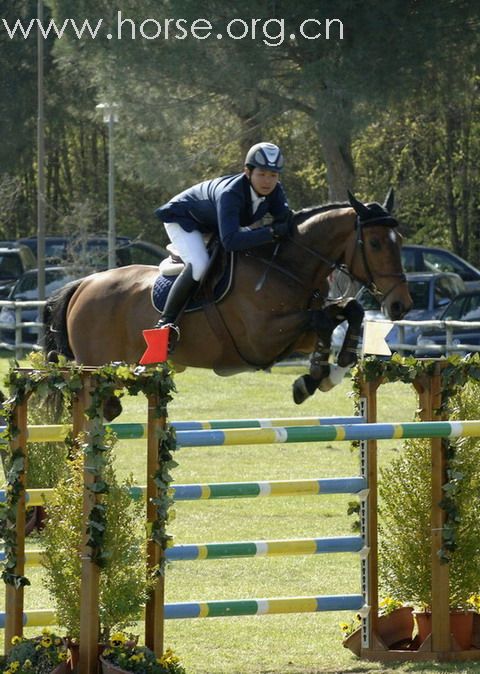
[271,210,294,241]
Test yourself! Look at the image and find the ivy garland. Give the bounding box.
[353,353,480,564]
[0,357,176,587]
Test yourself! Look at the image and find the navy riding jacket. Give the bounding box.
[155,173,289,251]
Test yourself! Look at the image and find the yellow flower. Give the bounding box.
[23,660,32,670]
[9,662,20,673]
[110,632,126,648]
[41,636,52,648]
[10,636,22,646]
[467,594,480,611]
[58,652,68,662]
[41,627,51,636]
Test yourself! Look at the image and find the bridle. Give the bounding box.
[252,214,408,302]
[350,216,407,303]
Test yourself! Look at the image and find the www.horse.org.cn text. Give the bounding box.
[2,13,345,47]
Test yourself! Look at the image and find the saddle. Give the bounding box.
[151,241,234,314]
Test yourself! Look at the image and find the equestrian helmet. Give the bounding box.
[245,142,284,172]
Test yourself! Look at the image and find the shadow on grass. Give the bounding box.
[312,662,480,674]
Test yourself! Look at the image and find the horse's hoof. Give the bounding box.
[103,395,123,422]
[292,377,310,405]
[337,351,357,368]
[47,350,59,363]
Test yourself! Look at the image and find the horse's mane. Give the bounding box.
[292,202,350,225]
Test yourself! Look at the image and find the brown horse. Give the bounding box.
[44,191,412,411]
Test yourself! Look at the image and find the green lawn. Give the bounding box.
[2,358,479,672]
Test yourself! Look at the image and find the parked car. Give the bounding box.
[0,245,37,298]
[401,245,480,289]
[416,290,480,357]
[17,236,167,270]
[0,267,83,346]
[124,240,168,266]
[17,235,132,269]
[332,271,466,355]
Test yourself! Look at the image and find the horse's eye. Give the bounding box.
[370,239,381,251]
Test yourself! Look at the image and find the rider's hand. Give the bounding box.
[271,210,294,240]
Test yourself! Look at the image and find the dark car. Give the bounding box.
[416,290,480,357]
[332,271,466,355]
[17,236,167,270]
[17,235,132,269]
[124,240,168,266]
[0,267,82,346]
[401,245,480,289]
[0,245,37,298]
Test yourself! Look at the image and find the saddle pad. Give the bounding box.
[151,253,234,314]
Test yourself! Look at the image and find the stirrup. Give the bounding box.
[155,322,181,354]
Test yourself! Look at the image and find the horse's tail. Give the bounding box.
[43,279,83,360]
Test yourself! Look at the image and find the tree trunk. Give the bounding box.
[443,105,460,254]
[314,97,355,201]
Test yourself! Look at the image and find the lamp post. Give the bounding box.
[37,0,45,301]
[96,102,119,269]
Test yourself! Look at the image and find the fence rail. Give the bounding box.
[2,299,480,361]
[0,299,46,358]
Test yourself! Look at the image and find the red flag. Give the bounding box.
[139,327,170,364]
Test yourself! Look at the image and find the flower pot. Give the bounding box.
[68,640,105,671]
[99,655,130,674]
[51,663,69,674]
[343,606,414,655]
[414,610,474,650]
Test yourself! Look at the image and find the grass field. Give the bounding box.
[2,358,480,673]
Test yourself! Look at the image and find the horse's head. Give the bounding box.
[345,189,412,320]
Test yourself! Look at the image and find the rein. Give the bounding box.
[252,216,407,302]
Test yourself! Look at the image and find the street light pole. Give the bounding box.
[37,0,45,301]
[96,103,119,269]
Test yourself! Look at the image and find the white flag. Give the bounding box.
[362,321,393,356]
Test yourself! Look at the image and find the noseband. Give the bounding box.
[350,217,407,303]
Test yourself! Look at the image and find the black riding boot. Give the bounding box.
[156,264,199,350]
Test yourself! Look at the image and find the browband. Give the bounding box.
[356,215,399,228]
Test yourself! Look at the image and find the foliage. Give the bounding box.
[23,391,71,489]
[0,357,176,603]
[41,441,155,641]
[3,628,68,674]
[378,378,480,610]
[2,0,479,236]
[101,633,185,674]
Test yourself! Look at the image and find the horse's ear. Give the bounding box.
[347,190,370,220]
[383,187,395,213]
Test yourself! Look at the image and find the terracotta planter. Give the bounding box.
[343,606,414,655]
[99,656,130,674]
[414,610,474,650]
[68,641,105,671]
[51,663,69,674]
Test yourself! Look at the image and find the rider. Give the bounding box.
[154,142,293,346]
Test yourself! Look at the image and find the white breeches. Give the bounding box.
[164,222,210,281]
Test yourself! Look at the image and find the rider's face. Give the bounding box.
[246,167,280,196]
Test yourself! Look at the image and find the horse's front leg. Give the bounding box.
[292,307,337,404]
[292,299,364,405]
[335,298,364,368]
